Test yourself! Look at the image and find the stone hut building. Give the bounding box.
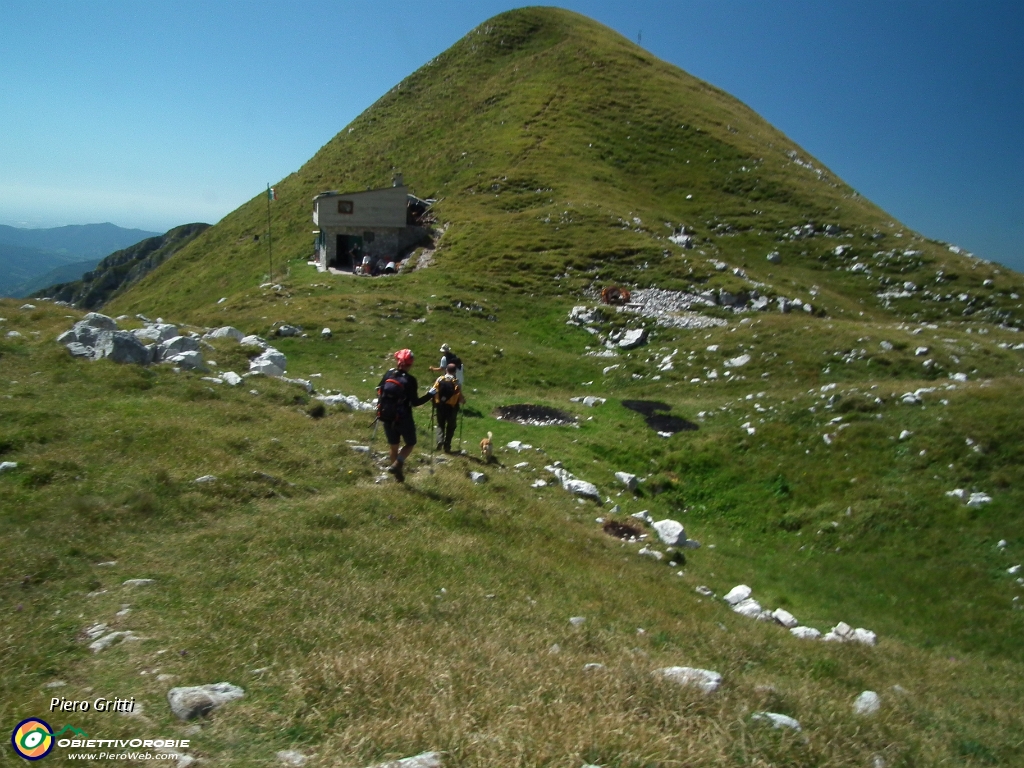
[312,174,431,273]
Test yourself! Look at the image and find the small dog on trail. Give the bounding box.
[480,431,494,463]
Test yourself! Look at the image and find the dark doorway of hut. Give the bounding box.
[334,234,363,272]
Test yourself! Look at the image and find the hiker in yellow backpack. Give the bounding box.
[431,363,465,453]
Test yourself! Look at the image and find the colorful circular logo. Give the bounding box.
[11,718,54,760]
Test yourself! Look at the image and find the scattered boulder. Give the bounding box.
[89,630,138,653]
[724,354,751,368]
[166,351,205,371]
[853,690,881,716]
[365,752,443,768]
[123,578,155,587]
[167,683,245,720]
[545,465,601,500]
[250,348,287,377]
[771,608,798,628]
[157,335,201,360]
[790,626,821,640]
[652,519,687,547]
[723,585,752,606]
[569,616,586,627]
[82,312,118,331]
[822,621,876,644]
[618,328,648,350]
[317,393,376,412]
[240,334,268,349]
[277,749,309,767]
[469,471,486,484]
[652,666,722,694]
[321,328,332,339]
[751,712,801,731]
[0,461,18,473]
[221,371,243,386]
[732,598,763,619]
[766,251,782,265]
[615,471,638,491]
[205,326,244,341]
[276,324,301,337]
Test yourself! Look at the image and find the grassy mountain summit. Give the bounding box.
[109,7,1019,325]
[4,8,1024,766]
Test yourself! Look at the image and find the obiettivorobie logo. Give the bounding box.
[11,717,191,761]
[11,718,87,760]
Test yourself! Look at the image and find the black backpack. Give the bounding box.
[444,351,462,371]
[376,370,406,423]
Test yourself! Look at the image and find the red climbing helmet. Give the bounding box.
[394,348,414,367]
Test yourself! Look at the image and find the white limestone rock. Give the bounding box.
[723,585,752,606]
[123,578,155,587]
[637,546,663,560]
[469,471,486,484]
[157,335,201,360]
[365,752,443,768]
[167,682,245,720]
[790,626,821,640]
[545,465,600,500]
[92,330,153,365]
[240,334,268,349]
[732,598,763,619]
[321,327,332,339]
[853,628,878,646]
[853,690,881,715]
[276,324,301,337]
[615,471,638,491]
[166,351,205,371]
[724,354,751,368]
[0,461,19,473]
[221,371,243,386]
[771,608,798,628]
[89,630,138,653]
[82,312,118,330]
[967,492,992,507]
[618,328,648,349]
[277,749,309,766]
[652,519,687,547]
[205,326,244,341]
[766,251,782,265]
[751,712,801,731]
[652,666,722,694]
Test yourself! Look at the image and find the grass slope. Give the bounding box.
[3,7,1024,767]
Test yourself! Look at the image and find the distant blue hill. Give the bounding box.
[0,223,160,297]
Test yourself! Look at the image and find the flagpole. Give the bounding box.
[266,183,273,280]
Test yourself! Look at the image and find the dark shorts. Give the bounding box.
[383,414,417,447]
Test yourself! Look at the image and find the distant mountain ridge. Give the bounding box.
[0,222,160,297]
[0,222,160,258]
[34,223,210,308]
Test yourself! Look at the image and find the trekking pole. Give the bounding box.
[368,416,379,444]
[458,407,464,452]
[428,404,436,475]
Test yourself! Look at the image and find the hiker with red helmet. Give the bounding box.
[375,348,435,482]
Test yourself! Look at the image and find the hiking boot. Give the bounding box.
[388,461,405,482]
[443,445,452,454]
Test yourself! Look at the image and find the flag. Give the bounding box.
[268,187,277,201]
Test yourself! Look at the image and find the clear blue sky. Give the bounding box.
[1,1,1021,270]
